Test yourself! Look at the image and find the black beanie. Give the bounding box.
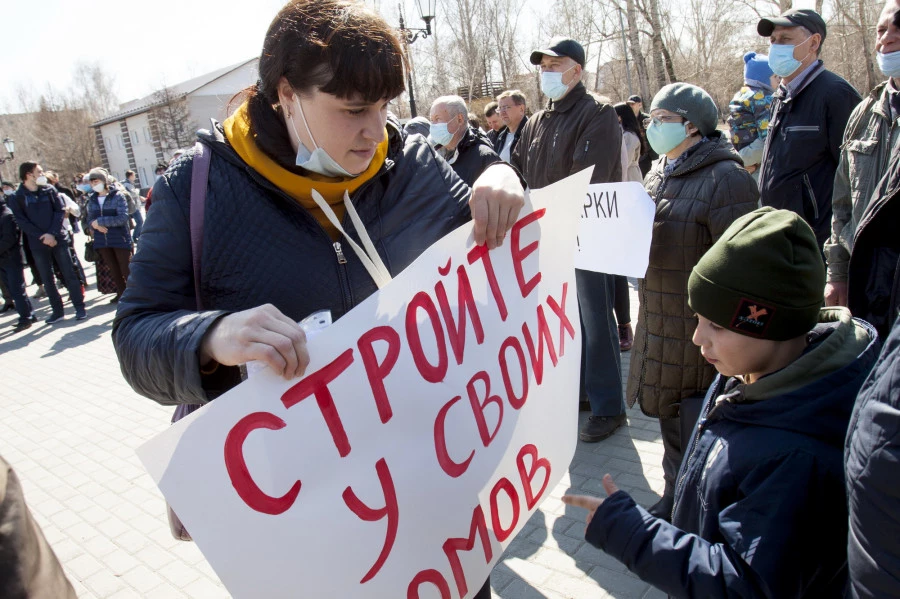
[688,207,825,340]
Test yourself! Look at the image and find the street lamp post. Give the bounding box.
[397,0,435,118]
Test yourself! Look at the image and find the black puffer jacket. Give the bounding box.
[112,120,470,406]
[627,132,759,419]
[451,126,502,187]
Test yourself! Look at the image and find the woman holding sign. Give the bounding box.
[112,0,522,596]
[625,83,758,522]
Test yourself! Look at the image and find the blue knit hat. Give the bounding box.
[744,52,774,86]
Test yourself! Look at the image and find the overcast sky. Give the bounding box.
[3,0,818,114]
[2,0,286,111]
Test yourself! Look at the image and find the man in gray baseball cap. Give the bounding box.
[755,7,861,250]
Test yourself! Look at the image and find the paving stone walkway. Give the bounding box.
[0,235,666,598]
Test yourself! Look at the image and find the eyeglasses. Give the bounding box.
[643,115,685,128]
[497,104,516,112]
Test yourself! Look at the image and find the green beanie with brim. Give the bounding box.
[688,207,825,340]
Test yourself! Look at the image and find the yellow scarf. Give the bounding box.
[223,102,388,239]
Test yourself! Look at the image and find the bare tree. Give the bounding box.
[71,61,119,121]
[621,0,652,100]
[636,0,677,90]
[149,87,197,153]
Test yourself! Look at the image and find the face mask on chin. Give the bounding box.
[288,94,357,179]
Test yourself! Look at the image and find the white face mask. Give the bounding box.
[35,175,48,186]
[2,188,13,196]
[288,94,356,178]
[92,183,105,194]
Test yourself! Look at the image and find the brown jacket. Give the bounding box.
[511,82,622,187]
[627,132,759,418]
[0,456,76,599]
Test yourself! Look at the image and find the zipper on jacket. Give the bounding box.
[671,386,719,518]
[333,241,348,264]
[802,174,819,220]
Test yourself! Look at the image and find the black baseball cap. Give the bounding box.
[530,37,585,68]
[627,95,643,104]
[758,8,827,41]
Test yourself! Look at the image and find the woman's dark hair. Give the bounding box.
[244,0,407,166]
[614,102,647,155]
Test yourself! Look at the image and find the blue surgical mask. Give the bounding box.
[540,64,576,101]
[289,95,356,179]
[877,50,900,78]
[78,183,92,193]
[428,118,462,148]
[768,36,812,78]
[646,121,688,155]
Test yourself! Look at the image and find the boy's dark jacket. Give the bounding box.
[585,308,879,598]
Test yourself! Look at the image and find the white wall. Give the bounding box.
[98,122,129,181]
[124,113,159,188]
[96,60,259,178]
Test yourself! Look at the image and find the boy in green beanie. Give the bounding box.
[563,207,880,597]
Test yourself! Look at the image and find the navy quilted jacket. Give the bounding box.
[86,189,133,249]
[586,310,880,598]
[112,121,471,406]
[845,316,900,598]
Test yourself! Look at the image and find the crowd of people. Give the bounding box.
[0,0,898,596]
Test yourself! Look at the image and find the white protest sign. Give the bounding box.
[136,169,593,599]
[574,181,655,277]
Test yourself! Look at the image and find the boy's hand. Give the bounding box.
[562,474,620,528]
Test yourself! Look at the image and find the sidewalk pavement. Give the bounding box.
[0,242,666,599]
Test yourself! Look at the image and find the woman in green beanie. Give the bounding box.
[626,82,758,520]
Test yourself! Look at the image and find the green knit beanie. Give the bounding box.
[688,207,825,340]
[649,83,719,137]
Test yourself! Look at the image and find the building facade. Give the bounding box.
[91,58,258,187]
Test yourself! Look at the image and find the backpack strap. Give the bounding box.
[189,141,211,311]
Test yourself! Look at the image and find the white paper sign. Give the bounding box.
[574,181,655,277]
[136,169,593,599]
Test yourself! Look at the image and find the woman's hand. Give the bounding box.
[199,304,310,380]
[562,474,620,529]
[91,220,108,233]
[469,164,525,250]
